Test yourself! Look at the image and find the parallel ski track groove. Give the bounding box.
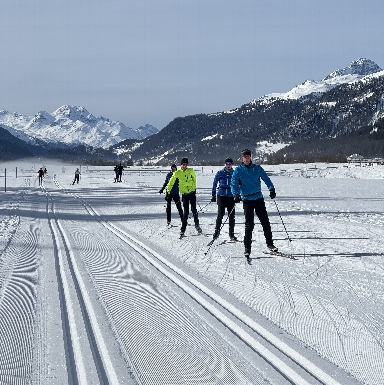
[0,202,38,383]
[58,182,344,385]
[44,185,119,385]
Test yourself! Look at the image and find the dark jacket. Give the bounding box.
[162,171,180,195]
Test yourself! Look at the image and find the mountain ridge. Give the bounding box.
[0,105,158,149]
[127,58,384,164]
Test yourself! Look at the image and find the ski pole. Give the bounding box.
[189,200,212,219]
[274,200,292,242]
[204,205,236,255]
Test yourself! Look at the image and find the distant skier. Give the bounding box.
[38,168,44,186]
[72,168,81,184]
[113,164,119,183]
[44,167,47,175]
[159,164,183,226]
[117,163,124,182]
[166,157,202,238]
[211,157,237,241]
[231,149,278,261]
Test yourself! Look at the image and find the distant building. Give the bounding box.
[347,154,364,163]
[347,154,384,165]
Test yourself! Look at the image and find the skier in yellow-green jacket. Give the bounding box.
[166,157,202,238]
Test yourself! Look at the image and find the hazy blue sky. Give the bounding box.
[1,0,383,130]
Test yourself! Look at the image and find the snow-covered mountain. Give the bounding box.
[0,105,158,149]
[131,58,384,164]
[252,58,383,104]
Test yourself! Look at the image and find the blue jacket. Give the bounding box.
[230,162,274,200]
[162,171,180,195]
[212,168,234,196]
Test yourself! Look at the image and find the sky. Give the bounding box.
[1,0,384,130]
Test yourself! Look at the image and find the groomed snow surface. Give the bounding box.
[0,161,383,385]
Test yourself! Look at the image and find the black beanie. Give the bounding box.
[225,157,233,163]
[241,149,251,156]
[181,157,188,165]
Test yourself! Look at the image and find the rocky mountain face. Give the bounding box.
[0,125,45,160]
[129,58,384,164]
[0,105,158,149]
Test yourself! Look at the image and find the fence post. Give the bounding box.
[4,168,6,192]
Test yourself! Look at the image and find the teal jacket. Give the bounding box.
[230,162,274,200]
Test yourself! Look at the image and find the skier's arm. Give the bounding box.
[260,168,274,190]
[190,169,197,192]
[166,171,177,194]
[161,173,171,191]
[211,171,220,196]
[230,169,241,196]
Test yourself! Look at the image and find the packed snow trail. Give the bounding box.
[1,162,384,385]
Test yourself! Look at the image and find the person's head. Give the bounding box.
[171,163,177,172]
[224,157,233,170]
[180,157,188,170]
[241,149,252,165]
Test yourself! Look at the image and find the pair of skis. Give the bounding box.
[245,251,296,265]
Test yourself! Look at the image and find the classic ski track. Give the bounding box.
[54,181,345,385]
[0,204,38,382]
[43,184,120,385]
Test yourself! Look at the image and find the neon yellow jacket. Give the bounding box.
[166,167,196,195]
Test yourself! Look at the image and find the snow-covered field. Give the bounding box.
[0,160,383,385]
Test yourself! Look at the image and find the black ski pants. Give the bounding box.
[181,192,199,232]
[215,195,235,236]
[243,198,273,251]
[166,194,183,223]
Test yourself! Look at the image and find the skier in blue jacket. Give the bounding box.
[231,149,278,260]
[159,164,183,226]
[211,157,237,241]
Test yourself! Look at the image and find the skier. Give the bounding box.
[37,167,44,186]
[117,163,124,182]
[211,157,237,241]
[113,164,119,183]
[230,149,278,261]
[166,157,202,238]
[72,168,81,184]
[159,164,183,226]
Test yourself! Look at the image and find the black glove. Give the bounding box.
[211,195,216,203]
[269,189,276,199]
[234,194,242,204]
[159,188,164,194]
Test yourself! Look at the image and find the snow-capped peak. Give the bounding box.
[0,105,159,148]
[258,58,382,103]
[323,58,382,80]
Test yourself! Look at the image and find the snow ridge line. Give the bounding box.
[45,185,120,385]
[79,200,340,385]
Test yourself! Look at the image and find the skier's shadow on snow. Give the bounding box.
[290,252,383,258]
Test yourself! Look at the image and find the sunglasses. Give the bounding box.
[225,162,233,165]
[242,154,251,158]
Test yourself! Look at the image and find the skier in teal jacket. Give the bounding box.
[231,149,278,260]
